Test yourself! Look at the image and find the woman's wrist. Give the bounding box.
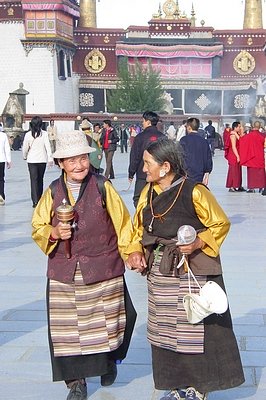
[49,234,58,243]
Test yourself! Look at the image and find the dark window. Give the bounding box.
[66,58,72,77]
[58,50,66,80]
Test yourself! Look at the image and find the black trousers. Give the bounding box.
[28,162,46,205]
[120,139,128,153]
[0,162,6,199]
[104,150,115,179]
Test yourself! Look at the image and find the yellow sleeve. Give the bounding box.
[32,187,58,255]
[105,181,135,261]
[193,184,231,257]
[124,184,150,255]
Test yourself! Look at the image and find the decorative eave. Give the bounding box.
[115,43,224,59]
[21,0,80,18]
[0,1,22,21]
[74,28,126,45]
[20,38,76,56]
[77,76,257,92]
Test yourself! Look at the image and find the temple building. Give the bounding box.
[0,0,265,123]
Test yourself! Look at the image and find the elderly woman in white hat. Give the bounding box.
[32,130,136,400]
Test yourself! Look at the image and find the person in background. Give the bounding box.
[129,125,137,147]
[80,119,103,174]
[128,111,164,208]
[223,123,231,150]
[180,117,213,186]
[119,123,129,153]
[0,129,11,205]
[47,119,57,153]
[12,134,22,151]
[240,121,266,193]
[204,120,216,156]
[22,116,53,207]
[92,122,102,143]
[100,119,119,179]
[176,119,187,141]
[125,137,244,400]
[243,122,251,134]
[31,129,136,400]
[166,121,176,140]
[197,122,206,139]
[224,121,245,193]
[157,119,165,134]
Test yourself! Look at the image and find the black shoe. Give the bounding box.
[32,203,37,208]
[246,189,255,193]
[262,189,266,196]
[237,187,246,192]
[228,188,237,192]
[66,381,87,400]
[100,361,117,387]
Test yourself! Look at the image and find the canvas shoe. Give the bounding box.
[185,387,208,400]
[0,195,5,205]
[66,380,87,400]
[160,388,187,400]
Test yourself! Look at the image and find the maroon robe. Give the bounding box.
[225,133,242,189]
[240,131,266,189]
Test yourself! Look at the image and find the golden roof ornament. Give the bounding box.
[79,0,98,28]
[162,0,178,19]
[243,0,263,29]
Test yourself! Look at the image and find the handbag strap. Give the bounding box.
[176,255,201,293]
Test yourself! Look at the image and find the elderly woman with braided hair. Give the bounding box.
[125,138,244,400]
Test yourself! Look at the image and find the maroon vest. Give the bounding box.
[47,175,125,284]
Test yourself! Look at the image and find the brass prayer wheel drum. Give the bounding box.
[56,201,74,223]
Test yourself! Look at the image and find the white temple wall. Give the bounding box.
[0,22,78,115]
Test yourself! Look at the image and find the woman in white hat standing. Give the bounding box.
[31,130,136,400]
[125,138,244,400]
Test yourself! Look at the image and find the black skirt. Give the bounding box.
[46,280,137,382]
[151,275,245,393]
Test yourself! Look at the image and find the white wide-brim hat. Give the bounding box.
[52,130,95,159]
[183,281,228,324]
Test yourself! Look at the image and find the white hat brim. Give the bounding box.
[52,145,96,159]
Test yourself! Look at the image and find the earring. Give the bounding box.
[159,169,166,177]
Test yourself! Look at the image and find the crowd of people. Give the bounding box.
[1,111,266,400]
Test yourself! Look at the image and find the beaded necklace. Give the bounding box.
[148,177,186,233]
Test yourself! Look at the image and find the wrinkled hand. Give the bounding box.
[178,236,204,255]
[126,251,147,273]
[48,161,54,168]
[51,222,72,240]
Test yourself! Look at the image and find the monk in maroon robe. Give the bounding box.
[239,121,266,192]
[225,121,244,192]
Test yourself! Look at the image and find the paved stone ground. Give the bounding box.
[0,149,265,399]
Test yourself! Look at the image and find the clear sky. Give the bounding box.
[96,0,266,30]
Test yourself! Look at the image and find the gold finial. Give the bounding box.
[79,0,97,29]
[243,0,263,29]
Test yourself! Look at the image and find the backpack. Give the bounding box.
[49,174,107,208]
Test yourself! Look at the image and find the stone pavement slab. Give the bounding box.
[0,149,265,399]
